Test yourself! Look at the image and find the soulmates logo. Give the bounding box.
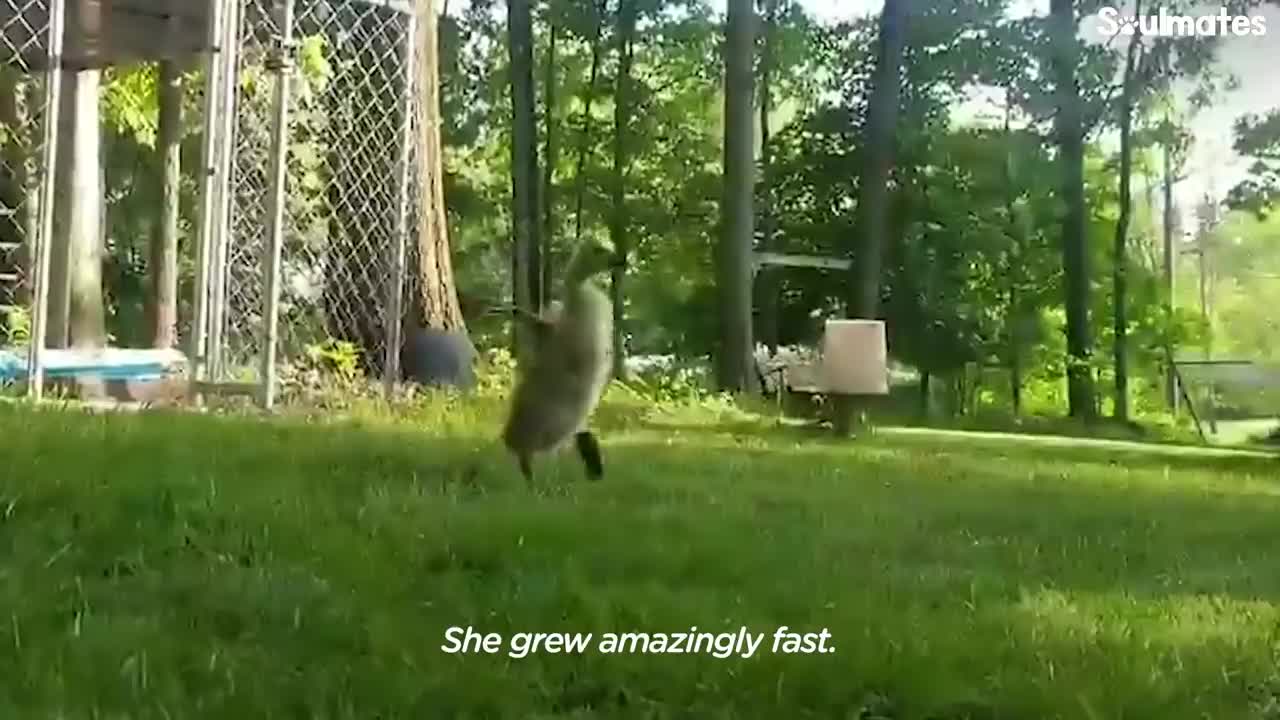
[1097,6,1267,37]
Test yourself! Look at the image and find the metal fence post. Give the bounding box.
[259,0,296,409]
[191,0,230,395]
[383,9,418,399]
[209,0,242,383]
[25,0,66,401]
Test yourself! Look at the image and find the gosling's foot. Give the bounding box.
[575,431,603,480]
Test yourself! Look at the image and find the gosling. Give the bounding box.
[501,237,615,484]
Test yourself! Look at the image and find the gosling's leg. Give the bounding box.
[574,431,603,480]
[517,453,534,487]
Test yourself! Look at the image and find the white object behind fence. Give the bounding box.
[820,319,889,395]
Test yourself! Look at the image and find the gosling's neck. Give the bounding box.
[564,255,604,291]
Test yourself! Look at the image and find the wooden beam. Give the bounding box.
[13,0,212,70]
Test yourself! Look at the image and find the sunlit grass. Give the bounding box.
[1,391,1278,718]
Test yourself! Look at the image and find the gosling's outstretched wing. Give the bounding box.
[514,303,564,350]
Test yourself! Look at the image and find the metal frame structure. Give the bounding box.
[23,0,66,400]
[192,0,420,409]
[3,0,221,400]
[4,0,420,407]
[256,0,296,409]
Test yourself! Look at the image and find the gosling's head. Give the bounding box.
[566,236,616,285]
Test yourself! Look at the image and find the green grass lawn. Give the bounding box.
[2,394,1279,718]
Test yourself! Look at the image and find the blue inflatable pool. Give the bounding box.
[0,348,187,382]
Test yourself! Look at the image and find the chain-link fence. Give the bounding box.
[1,0,418,406]
[0,0,60,357]
[204,0,419,406]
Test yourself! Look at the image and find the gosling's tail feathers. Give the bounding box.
[575,431,603,480]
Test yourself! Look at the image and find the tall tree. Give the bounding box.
[848,0,905,320]
[610,0,637,380]
[1099,0,1235,417]
[1111,1,1143,422]
[571,0,606,244]
[1161,116,1177,409]
[833,0,905,433]
[717,0,758,392]
[540,8,558,308]
[1153,111,1195,411]
[756,0,779,353]
[403,0,473,388]
[1048,0,1094,419]
[1002,88,1025,417]
[507,0,541,359]
[149,60,182,349]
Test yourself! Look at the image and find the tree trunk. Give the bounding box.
[1049,0,1094,420]
[717,0,758,393]
[1197,226,1217,433]
[150,60,183,349]
[756,0,779,353]
[1112,6,1140,423]
[507,0,541,361]
[414,0,464,331]
[540,18,558,308]
[834,0,906,433]
[1002,85,1022,418]
[849,0,905,319]
[1141,154,1158,271]
[48,69,105,351]
[404,0,473,389]
[610,0,636,380]
[571,0,606,245]
[1162,119,1177,411]
[1008,269,1023,416]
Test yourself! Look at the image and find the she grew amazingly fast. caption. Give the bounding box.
[441,625,835,659]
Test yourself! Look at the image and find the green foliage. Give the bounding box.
[303,338,362,382]
[273,337,374,410]
[431,0,1231,424]
[102,65,160,147]
[1226,109,1280,218]
[2,305,29,346]
[473,346,519,397]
